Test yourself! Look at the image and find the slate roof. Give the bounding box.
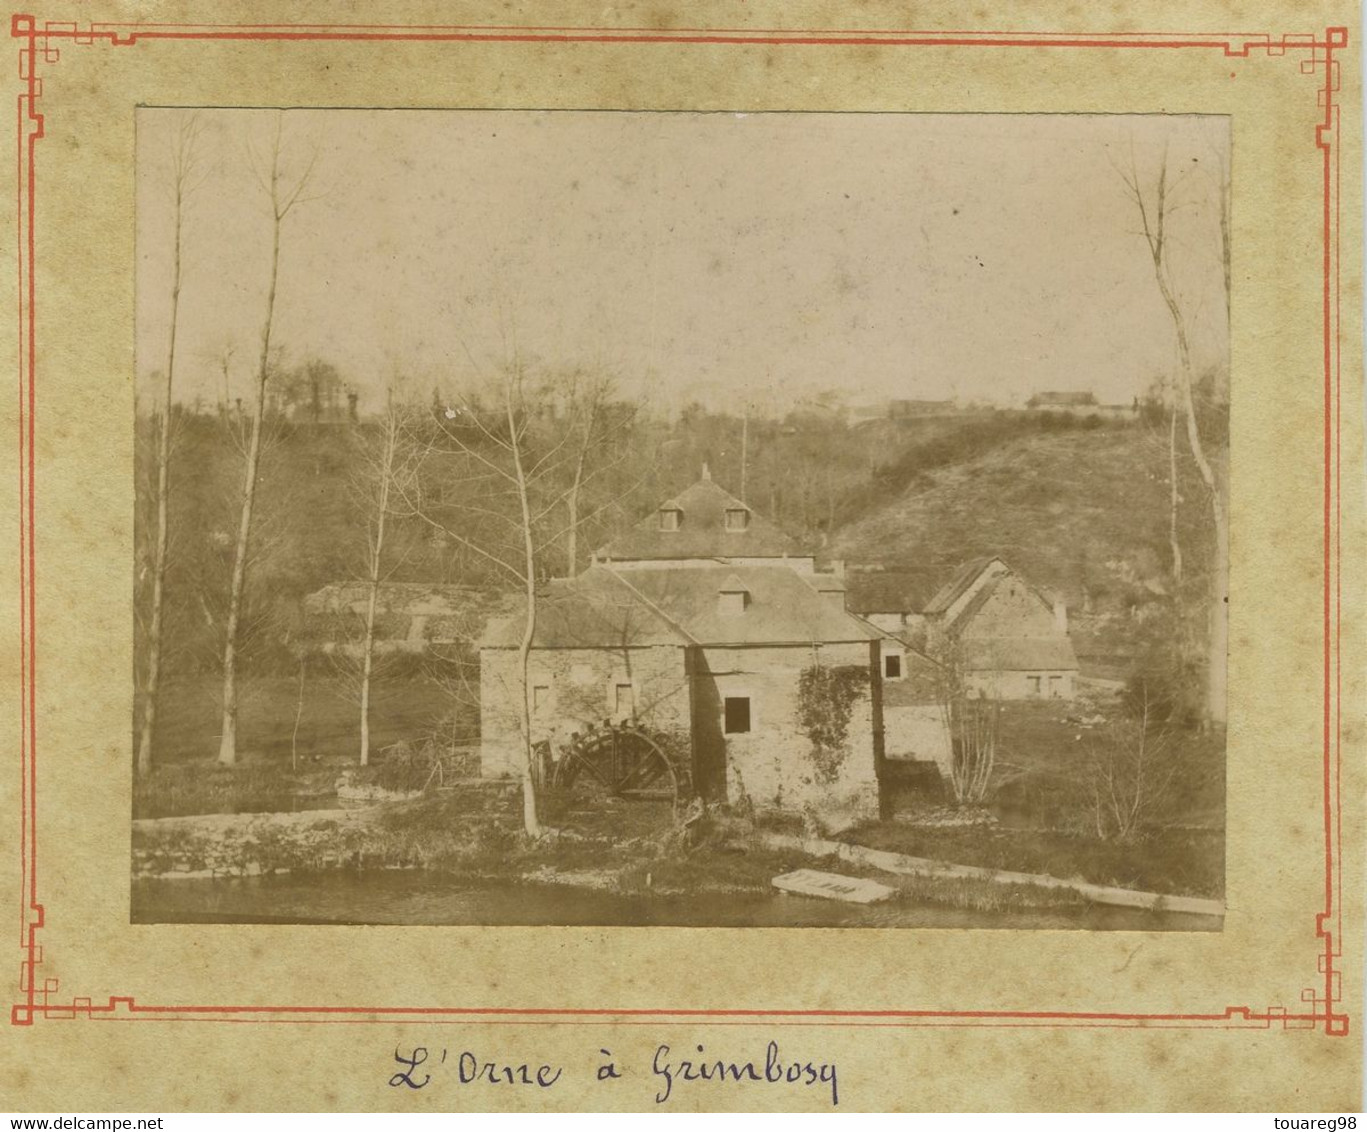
[614,566,880,647]
[594,475,807,562]
[479,568,691,649]
[922,556,1003,616]
[484,564,879,650]
[844,570,941,615]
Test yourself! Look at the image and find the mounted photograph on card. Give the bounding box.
[130,108,1228,929]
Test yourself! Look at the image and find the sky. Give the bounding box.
[136,109,1230,416]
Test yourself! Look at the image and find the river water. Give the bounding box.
[131,872,1220,930]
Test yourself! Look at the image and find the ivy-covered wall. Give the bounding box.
[694,641,881,819]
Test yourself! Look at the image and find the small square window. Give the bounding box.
[614,683,635,716]
[659,508,680,531]
[533,684,551,711]
[1048,675,1063,698]
[884,654,902,679]
[1026,675,1042,697]
[723,696,751,734]
[725,508,750,532]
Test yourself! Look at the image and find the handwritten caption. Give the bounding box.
[388,1041,840,1106]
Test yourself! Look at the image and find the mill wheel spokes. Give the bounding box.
[552,721,684,809]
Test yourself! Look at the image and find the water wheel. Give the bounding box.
[552,722,688,812]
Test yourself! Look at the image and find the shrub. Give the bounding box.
[371,740,439,792]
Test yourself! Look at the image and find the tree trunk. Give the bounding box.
[563,388,601,578]
[1168,400,1182,584]
[291,654,305,772]
[136,136,190,778]
[358,412,397,767]
[218,153,285,766]
[1132,154,1227,727]
[1162,269,1228,727]
[740,409,748,503]
[507,380,542,838]
[565,460,582,578]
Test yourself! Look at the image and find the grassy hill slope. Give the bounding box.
[830,425,1215,672]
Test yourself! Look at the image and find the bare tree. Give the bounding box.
[218,114,320,766]
[934,645,999,805]
[1119,146,1229,727]
[563,373,607,578]
[561,372,638,577]
[395,357,625,837]
[1167,390,1182,584]
[336,391,418,766]
[1084,691,1180,842]
[136,112,206,777]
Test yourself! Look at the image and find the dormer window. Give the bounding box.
[659,507,682,532]
[724,507,750,532]
[718,575,749,617]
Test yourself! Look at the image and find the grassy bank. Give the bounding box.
[874,696,1225,898]
[132,786,1099,917]
[134,686,1224,909]
[142,674,459,767]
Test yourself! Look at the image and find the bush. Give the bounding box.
[1082,713,1181,842]
[370,740,439,792]
[1122,648,1203,730]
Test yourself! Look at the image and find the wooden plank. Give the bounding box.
[771,868,897,904]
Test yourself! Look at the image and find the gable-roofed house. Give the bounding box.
[480,470,896,816]
[847,557,1079,701]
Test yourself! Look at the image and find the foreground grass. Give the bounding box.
[866,697,1225,899]
[844,820,1223,898]
[142,674,458,768]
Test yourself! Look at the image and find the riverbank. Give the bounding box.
[131,785,1221,928]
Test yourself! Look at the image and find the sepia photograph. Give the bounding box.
[130,108,1229,930]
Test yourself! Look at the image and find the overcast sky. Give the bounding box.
[136,109,1229,415]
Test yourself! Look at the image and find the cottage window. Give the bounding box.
[724,507,750,532]
[883,654,902,679]
[1026,675,1042,697]
[658,507,681,531]
[1049,674,1063,699]
[723,696,751,734]
[614,683,635,717]
[533,684,551,711]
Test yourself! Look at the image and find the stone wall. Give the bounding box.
[883,704,953,776]
[694,641,881,820]
[959,574,1058,639]
[480,644,690,778]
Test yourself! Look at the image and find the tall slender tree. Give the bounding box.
[396,356,633,836]
[561,372,637,577]
[352,391,416,766]
[137,112,205,777]
[1119,146,1229,726]
[218,114,319,765]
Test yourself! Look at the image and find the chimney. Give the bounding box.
[1053,599,1068,634]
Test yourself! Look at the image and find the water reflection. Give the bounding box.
[132,872,1222,931]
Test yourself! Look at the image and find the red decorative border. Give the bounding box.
[8,17,1350,1036]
